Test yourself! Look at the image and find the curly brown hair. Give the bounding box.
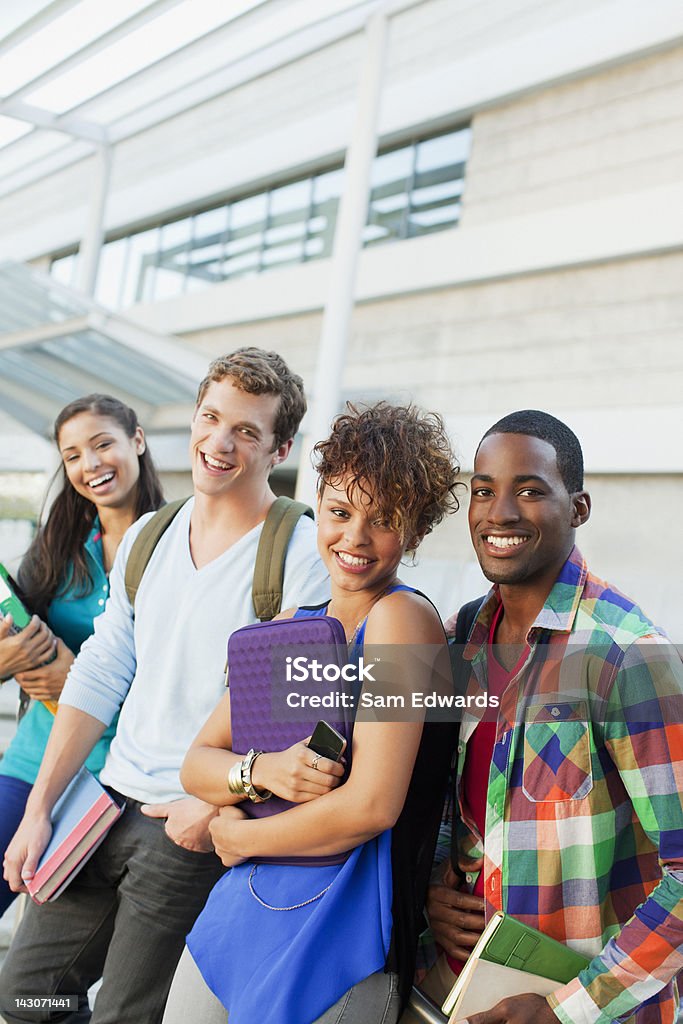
[314,402,461,549]
[196,347,306,449]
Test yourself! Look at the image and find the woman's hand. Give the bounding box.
[251,739,345,804]
[209,804,249,867]
[15,639,74,701]
[0,615,56,678]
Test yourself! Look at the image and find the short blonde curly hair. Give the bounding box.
[314,402,461,548]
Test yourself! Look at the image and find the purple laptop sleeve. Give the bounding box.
[227,615,353,865]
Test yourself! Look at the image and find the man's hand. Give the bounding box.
[427,859,486,961]
[15,638,74,700]
[0,615,56,678]
[209,804,249,867]
[464,993,557,1024]
[251,738,344,803]
[141,796,218,852]
[3,812,53,893]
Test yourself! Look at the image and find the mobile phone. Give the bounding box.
[307,720,346,763]
[0,563,31,632]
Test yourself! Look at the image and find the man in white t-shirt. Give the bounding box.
[1,348,329,1024]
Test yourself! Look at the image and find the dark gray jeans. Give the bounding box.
[0,794,225,1024]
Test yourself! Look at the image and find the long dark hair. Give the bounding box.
[19,395,164,617]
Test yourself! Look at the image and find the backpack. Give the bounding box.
[448,596,485,697]
[124,496,314,621]
[448,596,486,869]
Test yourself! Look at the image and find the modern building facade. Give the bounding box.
[0,0,681,629]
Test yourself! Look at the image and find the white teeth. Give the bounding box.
[337,551,371,567]
[486,535,528,549]
[88,473,114,487]
[204,453,231,470]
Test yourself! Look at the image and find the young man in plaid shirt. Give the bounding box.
[427,411,683,1024]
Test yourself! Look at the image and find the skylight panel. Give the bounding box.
[24,0,264,114]
[0,0,160,98]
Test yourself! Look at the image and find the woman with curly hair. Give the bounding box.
[0,394,163,915]
[163,402,460,1024]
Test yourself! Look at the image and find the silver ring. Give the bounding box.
[311,753,321,770]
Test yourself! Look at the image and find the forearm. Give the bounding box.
[180,745,247,806]
[25,705,107,817]
[550,871,683,1024]
[218,770,400,860]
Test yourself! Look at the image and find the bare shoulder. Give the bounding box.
[365,588,444,645]
[273,607,297,621]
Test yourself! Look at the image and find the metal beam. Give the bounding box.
[0,99,107,144]
[0,0,82,59]
[0,317,91,351]
[107,0,384,144]
[0,0,422,199]
[0,138,90,195]
[296,3,389,503]
[77,145,113,296]
[4,0,188,104]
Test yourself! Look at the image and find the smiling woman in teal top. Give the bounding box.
[0,394,163,915]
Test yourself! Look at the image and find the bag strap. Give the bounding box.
[124,495,314,622]
[449,595,486,870]
[124,499,188,607]
[252,496,314,622]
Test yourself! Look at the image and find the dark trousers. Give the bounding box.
[0,774,32,916]
[0,795,225,1024]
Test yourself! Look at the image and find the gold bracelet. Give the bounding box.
[241,749,272,803]
[227,760,247,797]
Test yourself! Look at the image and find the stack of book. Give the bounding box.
[27,768,123,905]
[443,912,590,1022]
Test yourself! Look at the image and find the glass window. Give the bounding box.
[51,253,79,289]
[49,126,470,304]
[262,180,310,269]
[407,129,470,237]
[224,193,267,279]
[364,145,413,246]
[119,227,160,306]
[95,238,129,307]
[308,168,344,259]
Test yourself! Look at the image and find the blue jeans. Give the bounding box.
[0,792,226,1024]
[0,774,32,917]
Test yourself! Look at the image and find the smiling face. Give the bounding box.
[469,432,590,593]
[190,377,291,502]
[58,411,144,512]
[317,478,406,600]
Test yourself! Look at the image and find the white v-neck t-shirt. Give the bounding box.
[61,499,329,803]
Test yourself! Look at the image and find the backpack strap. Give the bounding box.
[124,498,188,607]
[124,495,314,622]
[449,595,486,870]
[252,497,314,622]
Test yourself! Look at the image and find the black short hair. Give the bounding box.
[478,410,584,492]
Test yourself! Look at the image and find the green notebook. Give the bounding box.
[443,911,590,1021]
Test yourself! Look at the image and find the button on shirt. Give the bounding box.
[455,548,683,1024]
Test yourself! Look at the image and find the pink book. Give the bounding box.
[27,767,123,904]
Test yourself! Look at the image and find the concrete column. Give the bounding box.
[295,3,389,503]
[77,144,112,298]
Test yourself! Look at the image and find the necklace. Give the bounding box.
[332,583,395,648]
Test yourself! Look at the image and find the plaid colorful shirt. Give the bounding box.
[453,548,683,1024]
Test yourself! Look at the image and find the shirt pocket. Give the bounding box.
[522,700,593,802]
